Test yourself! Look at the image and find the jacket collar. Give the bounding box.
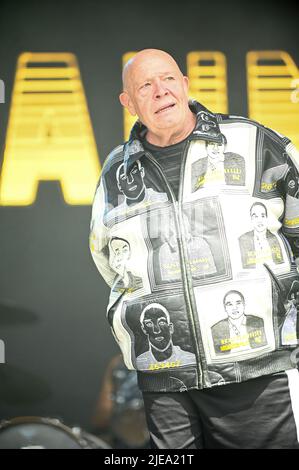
[123,99,223,175]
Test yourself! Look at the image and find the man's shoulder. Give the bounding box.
[266,229,279,241]
[102,144,125,174]
[218,113,289,145]
[212,318,228,331]
[172,345,195,361]
[136,350,152,369]
[245,315,265,326]
[239,230,254,242]
[136,350,152,362]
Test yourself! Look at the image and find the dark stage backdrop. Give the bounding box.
[0,0,298,431]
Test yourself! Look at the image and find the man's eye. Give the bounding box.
[141,83,151,89]
[166,76,174,80]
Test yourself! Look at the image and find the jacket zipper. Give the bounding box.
[144,146,204,388]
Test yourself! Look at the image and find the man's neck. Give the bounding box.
[229,315,245,331]
[145,111,196,147]
[125,188,146,206]
[151,343,173,362]
[255,230,267,240]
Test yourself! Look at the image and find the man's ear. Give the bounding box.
[119,91,136,116]
[141,325,147,335]
[183,75,189,94]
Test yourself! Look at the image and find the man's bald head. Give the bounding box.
[122,49,183,93]
[119,48,195,146]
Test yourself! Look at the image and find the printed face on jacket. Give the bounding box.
[140,304,174,351]
[210,287,268,357]
[206,141,225,161]
[224,291,245,321]
[109,237,131,276]
[117,161,146,201]
[250,202,268,234]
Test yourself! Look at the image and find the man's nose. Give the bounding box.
[127,173,134,184]
[153,80,168,99]
[153,324,161,334]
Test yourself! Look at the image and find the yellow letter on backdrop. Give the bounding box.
[247,50,299,149]
[0,52,100,205]
[187,51,228,114]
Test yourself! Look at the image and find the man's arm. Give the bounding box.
[89,175,115,287]
[280,142,299,263]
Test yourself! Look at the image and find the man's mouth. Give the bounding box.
[128,185,137,191]
[155,336,165,342]
[155,103,176,114]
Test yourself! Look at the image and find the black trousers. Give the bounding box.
[142,369,299,449]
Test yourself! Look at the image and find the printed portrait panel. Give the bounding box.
[103,158,169,227]
[142,199,232,290]
[278,278,299,348]
[182,124,258,202]
[119,293,197,372]
[102,216,151,300]
[220,196,291,277]
[194,277,275,364]
[184,199,232,286]
[256,132,288,197]
[191,143,246,191]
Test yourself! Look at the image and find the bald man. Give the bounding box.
[90,49,299,449]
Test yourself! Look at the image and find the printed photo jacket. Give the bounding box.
[90,101,299,392]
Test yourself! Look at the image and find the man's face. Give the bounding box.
[109,239,130,275]
[120,54,190,135]
[117,162,145,200]
[250,204,267,233]
[206,142,225,159]
[224,292,245,320]
[142,310,173,350]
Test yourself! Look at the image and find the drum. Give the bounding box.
[110,366,150,448]
[0,416,111,449]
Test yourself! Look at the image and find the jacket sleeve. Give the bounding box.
[89,175,115,288]
[281,141,299,258]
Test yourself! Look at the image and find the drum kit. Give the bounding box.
[0,416,111,449]
[0,303,149,449]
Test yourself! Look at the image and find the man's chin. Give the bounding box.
[154,119,180,130]
[126,188,145,201]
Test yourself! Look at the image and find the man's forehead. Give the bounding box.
[134,64,180,83]
[144,310,167,320]
[225,294,242,303]
[119,161,140,177]
[123,51,182,89]
[251,205,266,215]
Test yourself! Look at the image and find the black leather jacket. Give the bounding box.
[90,100,299,392]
